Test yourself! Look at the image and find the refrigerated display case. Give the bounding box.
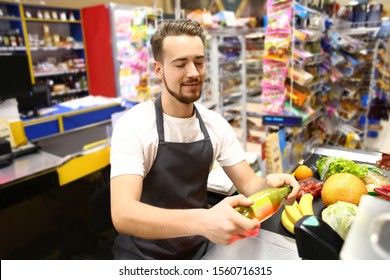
[82,3,162,101]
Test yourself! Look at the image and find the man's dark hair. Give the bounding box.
[150,19,204,63]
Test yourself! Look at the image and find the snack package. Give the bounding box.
[328,30,349,49]
[294,28,309,42]
[186,9,213,26]
[293,48,314,65]
[264,30,291,62]
[329,66,344,83]
[212,11,237,27]
[294,2,310,19]
[288,65,314,86]
[262,59,288,87]
[267,0,294,31]
[285,83,308,108]
[341,34,367,53]
[329,50,345,66]
[260,85,286,115]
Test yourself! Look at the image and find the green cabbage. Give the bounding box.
[321,201,358,240]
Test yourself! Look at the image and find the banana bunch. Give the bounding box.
[281,193,314,234]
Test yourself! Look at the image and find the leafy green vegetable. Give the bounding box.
[316,156,368,180]
[322,201,358,240]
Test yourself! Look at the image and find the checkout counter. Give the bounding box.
[0,120,116,259]
[0,101,126,259]
[1,99,127,188]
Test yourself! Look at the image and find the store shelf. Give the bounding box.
[0,15,21,21]
[25,18,81,24]
[51,87,88,96]
[0,2,26,55]
[302,108,323,127]
[204,27,267,151]
[20,4,89,101]
[320,22,384,149]
[30,45,84,51]
[34,69,86,78]
[339,26,380,36]
[0,46,26,51]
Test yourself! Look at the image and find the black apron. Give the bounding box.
[112,96,214,259]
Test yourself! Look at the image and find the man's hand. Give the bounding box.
[377,153,390,170]
[264,173,301,205]
[199,194,260,245]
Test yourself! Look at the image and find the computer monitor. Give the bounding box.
[17,83,52,117]
[0,53,32,102]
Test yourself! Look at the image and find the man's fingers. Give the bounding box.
[224,194,253,207]
[229,227,260,244]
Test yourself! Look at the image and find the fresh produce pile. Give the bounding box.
[280,156,390,239]
[281,193,314,234]
[296,178,323,200]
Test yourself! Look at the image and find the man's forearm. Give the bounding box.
[112,201,206,239]
[237,175,268,197]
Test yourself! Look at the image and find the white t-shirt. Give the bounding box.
[110,100,246,179]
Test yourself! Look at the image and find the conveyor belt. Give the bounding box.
[35,121,112,158]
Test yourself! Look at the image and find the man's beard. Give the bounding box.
[163,75,202,104]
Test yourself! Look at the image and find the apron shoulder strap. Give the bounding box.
[194,105,210,139]
[154,96,165,141]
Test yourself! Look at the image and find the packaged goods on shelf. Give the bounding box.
[264,132,283,175]
[287,65,314,86]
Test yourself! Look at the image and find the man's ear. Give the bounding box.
[154,61,163,79]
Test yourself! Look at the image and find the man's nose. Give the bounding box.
[186,63,200,77]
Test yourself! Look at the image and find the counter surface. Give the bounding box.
[0,151,61,188]
[202,229,299,260]
[0,121,113,189]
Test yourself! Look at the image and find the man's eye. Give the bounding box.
[195,62,204,66]
[175,64,185,68]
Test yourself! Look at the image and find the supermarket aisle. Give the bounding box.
[366,120,390,152]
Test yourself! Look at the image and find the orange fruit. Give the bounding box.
[294,165,313,180]
[321,172,367,206]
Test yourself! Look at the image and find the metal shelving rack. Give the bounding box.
[363,38,389,150]
[205,27,249,150]
[324,26,381,149]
